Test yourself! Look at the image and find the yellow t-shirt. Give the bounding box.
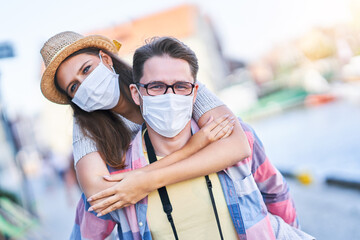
[144,151,238,240]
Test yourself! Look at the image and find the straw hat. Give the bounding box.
[40,31,122,104]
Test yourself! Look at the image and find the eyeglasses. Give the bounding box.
[136,81,195,96]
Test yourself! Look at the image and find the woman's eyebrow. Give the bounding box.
[78,60,91,74]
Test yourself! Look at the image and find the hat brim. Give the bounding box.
[41,35,119,104]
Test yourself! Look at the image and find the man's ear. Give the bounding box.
[129,84,141,106]
[192,83,199,104]
[99,50,113,68]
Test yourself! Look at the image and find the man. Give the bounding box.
[72,37,314,240]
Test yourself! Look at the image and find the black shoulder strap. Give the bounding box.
[143,124,223,240]
[143,126,179,240]
[191,129,224,240]
[205,175,224,240]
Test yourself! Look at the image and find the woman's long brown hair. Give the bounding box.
[55,48,135,169]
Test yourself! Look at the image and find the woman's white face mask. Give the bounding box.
[72,54,120,112]
[137,87,193,138]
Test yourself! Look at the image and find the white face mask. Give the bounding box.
[72,54,120,112]
[138,89,193,138]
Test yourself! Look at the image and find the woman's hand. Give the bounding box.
[185,114,235,154]
[87,170,153,216]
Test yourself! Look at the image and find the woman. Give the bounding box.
[40,31,252,214]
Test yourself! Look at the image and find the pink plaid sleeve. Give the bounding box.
[240,121,299,228]
[71,194,116,239]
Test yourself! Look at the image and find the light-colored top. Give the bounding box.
[144,154,237,239]
[72,82,223,167]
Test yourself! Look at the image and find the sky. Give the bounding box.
[0,0,355,117]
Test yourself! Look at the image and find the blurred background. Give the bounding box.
[1,0,360,239]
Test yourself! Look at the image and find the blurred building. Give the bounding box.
[90,4,257,117]
[89,4,229,91]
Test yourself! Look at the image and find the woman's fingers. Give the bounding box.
[103,172,126,182]
[201,114,229,132]
[96,201,133,216]
[212,117,235,140]
[194,114,235,144]
[213,117,236,139]
[88,194,120,213]
[219,125,234,139]
[87,187,117,202]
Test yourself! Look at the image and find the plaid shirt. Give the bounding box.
[70,120,298,240]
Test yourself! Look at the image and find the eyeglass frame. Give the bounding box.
[136,81,196,96]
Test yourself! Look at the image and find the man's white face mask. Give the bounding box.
[137,87,193,138]
[72,54,120,112]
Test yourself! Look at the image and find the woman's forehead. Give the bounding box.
[59,53,96,73]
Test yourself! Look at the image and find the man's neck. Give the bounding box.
[113,99,144,125]
[146,122,192,157]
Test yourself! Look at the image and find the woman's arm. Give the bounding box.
[72,118,113,200]
[75,113,234,201]
[76,152,113,201]
[88,105,251,215]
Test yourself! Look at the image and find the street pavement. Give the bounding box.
[34,179,80,239]
[287,178,360,240]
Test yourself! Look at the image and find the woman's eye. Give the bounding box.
[70,83,78,93]
[83,65,91,74]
